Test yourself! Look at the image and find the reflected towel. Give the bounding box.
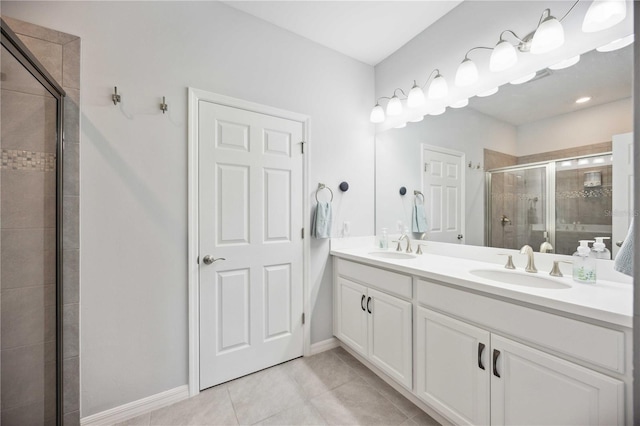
[312,202,332,239]
[412,202,428,233]
[614,219,634,276]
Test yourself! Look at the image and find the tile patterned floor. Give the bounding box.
[114,347,441,426]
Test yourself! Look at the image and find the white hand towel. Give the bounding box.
[614,219,634,276]
[412,201,428,233]
[312,202,332,239]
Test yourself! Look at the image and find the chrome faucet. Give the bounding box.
[519,245,537,273]
[397,234,412,253]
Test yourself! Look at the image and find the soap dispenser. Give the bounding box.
[572,240,596,284]
[379,228,389,249]
[591,237,611,260]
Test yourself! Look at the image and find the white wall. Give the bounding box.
[376,108,516,246]
[2,1,375,417]
[516,98,633,156]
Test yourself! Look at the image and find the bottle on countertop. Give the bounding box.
[379,228,389,249]
[591,237,611,260]
[572,240,596,284]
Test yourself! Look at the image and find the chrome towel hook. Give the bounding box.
[160,96,168,114]
[315,183,334,202]
[112,86,121,105]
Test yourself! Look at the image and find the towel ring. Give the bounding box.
[414,190,424,203]
[316,183,334,202]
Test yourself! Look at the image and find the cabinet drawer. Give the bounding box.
[336,259,412,300]
[417,279,625,374]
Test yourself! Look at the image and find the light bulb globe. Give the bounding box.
[370,104,385,123]
[427,74,448,99]
[490,40,518,72]
[455,58,479,87]
[407,84,425,108]
[386,96,403,116]
[531,15,564,54]
[582,0,626,33]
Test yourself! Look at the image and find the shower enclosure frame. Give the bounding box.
[1,18,66,425]
[485,151,612,252]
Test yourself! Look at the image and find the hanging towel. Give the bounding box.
[614,219,634,276]
[312,201,332,239]
[412,198,428,233]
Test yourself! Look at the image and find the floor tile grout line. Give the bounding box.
[225,384,242,426]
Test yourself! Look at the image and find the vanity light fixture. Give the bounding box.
[596,34,634,52]
[575,96,591,104]
[530,9,565,54]
[582,0,627,33]
[450,99,469,109]
[510,72,537,85]
[407,80,426,108]
[549,55,580,70]
[455,46,492,87]
[477,87,499,97]
[561,161,573,167]
[578,158,590,165]
[593,157,605,164]
[429,107,446,116]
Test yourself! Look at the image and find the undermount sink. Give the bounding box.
[368,251,416,260]
[469,269,571,290]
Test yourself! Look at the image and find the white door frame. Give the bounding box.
[421,144,466,242]
[187,87,311,396]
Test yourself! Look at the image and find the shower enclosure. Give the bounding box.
[1,20,65,425]
[487,153,613,256]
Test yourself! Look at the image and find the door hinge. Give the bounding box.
[301,141,306,154]
[302,313,306,324]
[301,227,305,239]
[424,163,428,172]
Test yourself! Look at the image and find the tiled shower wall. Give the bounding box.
[2,17,81,425]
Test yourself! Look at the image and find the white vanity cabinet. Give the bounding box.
[334,259,413,388]
[417,279,625,426]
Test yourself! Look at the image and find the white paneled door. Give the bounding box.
[422,146,464,243]
[198,100,304,389]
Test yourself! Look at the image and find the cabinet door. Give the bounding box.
[367,288,412,388]
[416,307,490,425]
[491,334,624,426]
[335,277,368,356]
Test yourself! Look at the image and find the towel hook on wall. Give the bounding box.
[339,181,349,192]
[160,96,168,114]
[399,186,407,196]
[315,183,334,202]
[112,86,121,105]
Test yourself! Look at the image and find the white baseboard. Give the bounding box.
[310,337,340,355]
[80,385,189,426]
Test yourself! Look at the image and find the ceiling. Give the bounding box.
[223,1,463,66]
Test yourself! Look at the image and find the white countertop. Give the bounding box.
[330,245,633,328]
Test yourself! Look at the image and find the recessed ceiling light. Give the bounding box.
[549,55,581,70]
[450,99,469,109]
[477,87,499,97]
[510,72,537,85]
[429,107,446,116]
[597,34,634,52]
[409,115,424,123]
[575,96,591,104]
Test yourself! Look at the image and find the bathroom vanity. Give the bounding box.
[331,240,632,425]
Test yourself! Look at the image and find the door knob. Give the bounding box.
[202,255,225,265]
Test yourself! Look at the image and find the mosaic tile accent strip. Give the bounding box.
[1,149,56,171]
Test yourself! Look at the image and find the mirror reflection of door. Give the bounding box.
[422,145,465,244]
[612,132,634,258]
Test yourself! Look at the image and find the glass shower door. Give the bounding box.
[488,165,548,250]
[1,26,63,425]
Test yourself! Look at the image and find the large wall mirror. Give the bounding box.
[375,40,633,258]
